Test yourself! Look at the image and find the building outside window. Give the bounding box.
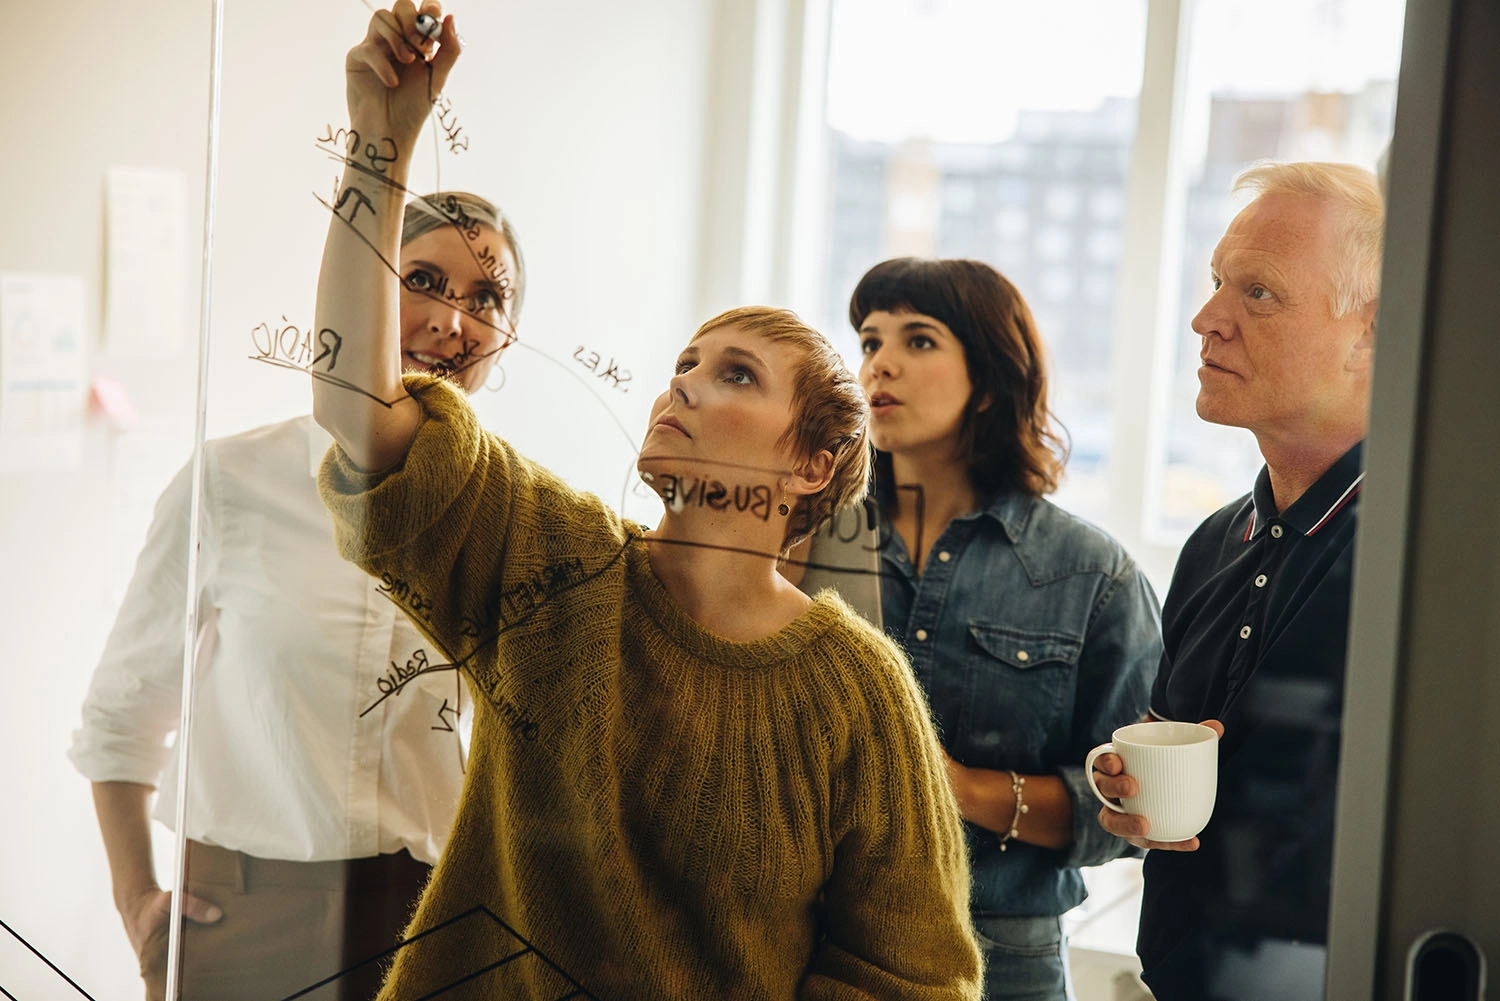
[811,0,1406,992]
[819,0,1403,578]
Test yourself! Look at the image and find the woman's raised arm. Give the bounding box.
[311,1,462,472]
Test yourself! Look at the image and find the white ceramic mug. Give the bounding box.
[1084,721,1219,843]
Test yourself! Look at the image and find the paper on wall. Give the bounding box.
[105,166,188,356]
[0,273,88,470]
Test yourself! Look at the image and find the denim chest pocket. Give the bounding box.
[960,623,1082,767]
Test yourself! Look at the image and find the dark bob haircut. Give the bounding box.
[849,257,1067,500]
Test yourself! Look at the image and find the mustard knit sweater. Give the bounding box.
[320,375,981,1001]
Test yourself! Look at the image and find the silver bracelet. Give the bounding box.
[997,770,1027,852]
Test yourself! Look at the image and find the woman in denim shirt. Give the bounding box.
[851,258,1163,1001]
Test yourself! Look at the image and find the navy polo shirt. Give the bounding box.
[1138,442,1363,1001]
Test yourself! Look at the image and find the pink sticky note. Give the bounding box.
[91,374,139,430]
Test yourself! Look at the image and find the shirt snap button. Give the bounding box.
[914,629,929,641]
[937,551,951,562]
[1255,574,1268,587]
[1016,650,1030,662]
[1239,625,1252,639]
[1270,525,1284,538]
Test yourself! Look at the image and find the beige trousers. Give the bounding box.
[140,840,430,1001]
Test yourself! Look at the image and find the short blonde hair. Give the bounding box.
[1233,161,1384,318]
[691,306,871,550]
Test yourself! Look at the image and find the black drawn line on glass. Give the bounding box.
[248,354,411,408]
[316,122,360,152]
[416,944,536,999]
[276,901,600,1001]
[358,489,916,718]
[428,337,485,376]
[313,186,518,344]
[356,493,920,721]
[362,662,459,714]
[310,159,735,474]
[481,688,541,743]
[0,916,96,1000]
[432,697,460,732]
[656,473,774,520]
[320,152,519,324]
[359,542,631,719]
[0,981,17,1001]
[378,571,441,622]
[314,124,398,174]
[322,135,928,587]
[254,326,644,475]
[341,0,509,322]
[376,647,437,696]
[571,345,632,393]
[419,192,515,299]
[250,318,344,371]
[898,482,926,572]
[330,4,469,192]
[334,182,378,223]
[433,93,468,155]
[304,190,515,406]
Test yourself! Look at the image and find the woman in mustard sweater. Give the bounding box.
[307,4,981,999]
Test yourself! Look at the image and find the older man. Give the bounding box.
[1093,162,1382,1000]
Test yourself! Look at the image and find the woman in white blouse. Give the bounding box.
[69,192,525,1001]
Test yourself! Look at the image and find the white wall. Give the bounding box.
[0,0,208,991]
[0,0,725,994]
[204,0,716,506]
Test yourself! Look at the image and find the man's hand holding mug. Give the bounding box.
[1087,719,1225,852]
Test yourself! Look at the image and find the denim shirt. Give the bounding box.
[879,490,1162,918]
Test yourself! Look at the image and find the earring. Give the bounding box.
[777,485,790,517]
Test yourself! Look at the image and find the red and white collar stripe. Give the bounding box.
[1243,472,1365,542]
[1306,473,1364,536]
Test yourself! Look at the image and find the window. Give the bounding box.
[823,0,1149,536]
[817,0,1405,584]
[810,0,1407,987]
[1151,0,1404,540]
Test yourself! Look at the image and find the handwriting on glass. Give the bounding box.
[431,338,485,376]
[433,94,468,154]
[250,317,343,372]
[376,648,433,696]
[572,347,632,392]
[332,183,376,224]
[316,124,398,174]
[469,673,540,742]
[435,194,483,240]
[656,473,773,520]
[814,499,883,550]
[495,557,589,623]
[378,572,435,622]
[432,697,461,732]
[430,195,512,291]
[476,243,506,284]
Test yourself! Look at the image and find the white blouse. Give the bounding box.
[69,417,466,864]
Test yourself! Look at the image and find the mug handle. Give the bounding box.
[1084,743,1127,814]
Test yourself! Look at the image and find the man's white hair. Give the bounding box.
[1233,161,1384,318]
